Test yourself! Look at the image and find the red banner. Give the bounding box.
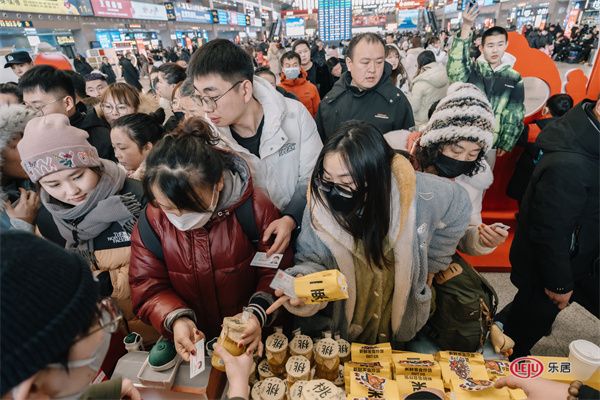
[90,0,133,18]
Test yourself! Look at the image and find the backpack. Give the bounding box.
[424,253,498,352]
[137,196,259,261]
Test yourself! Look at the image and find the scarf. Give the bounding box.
[41,160,141,264]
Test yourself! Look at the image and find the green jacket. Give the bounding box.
[447,35,525,152]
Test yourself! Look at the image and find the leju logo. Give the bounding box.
[510,357,544,378]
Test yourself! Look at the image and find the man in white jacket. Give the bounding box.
[188,39,323,255]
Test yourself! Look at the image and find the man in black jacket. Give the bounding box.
[315,33,414,142]
[504,97,599,360]
[19,65,116,162]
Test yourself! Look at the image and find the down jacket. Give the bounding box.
[407,62,449,127]
[129,153,294,339]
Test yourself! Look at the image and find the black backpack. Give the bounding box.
[424,253,499,352]
[137,197,259,261]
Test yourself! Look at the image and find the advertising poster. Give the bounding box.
[164,1,176,20]
[0,0,93,15]
[285,16,305,37]
[90,0,133,18]
[397,9,419,30]
[131,1,167,20]
[173,2,212,23]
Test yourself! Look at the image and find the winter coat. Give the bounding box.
[384,129,496,256]
[407,63,449,127]
[74,58,93,75]
[306,62,334,99]
[315,63,415,141]
[69,108,116,162]
[119,57,142,91]
[447,34,525,152]
[403,47,424,81]
[279,69,321,117]
[284,155,471,342]
[267,49,284,76]
[36,178,159,345]
[129,154,294,339]
[427,45,448,65]
[212,76,322,225]
[100,62,117,84]
[510,100,599,295]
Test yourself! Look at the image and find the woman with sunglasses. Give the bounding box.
[1,231,140,400]
[97,82,160,127]
[268,120,471,345]
[17,114,159,347]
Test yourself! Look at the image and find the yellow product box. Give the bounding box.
[449,376,510,400]
[294,270,349,304]
[396,374,445,396]
[343,362,393,391]
[436,351,487,390]
[393,352,441,379]
[350,343,392,363]
[349,371,400,400]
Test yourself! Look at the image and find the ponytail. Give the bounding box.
[143,117,225,212]
[112,112,165,150]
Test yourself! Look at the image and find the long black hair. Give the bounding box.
[143,117,225,212]
[310,120,395,269]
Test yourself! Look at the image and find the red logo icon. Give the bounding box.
[510,357,544,379]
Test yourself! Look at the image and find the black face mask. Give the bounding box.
[174,111,185,120]
[324,189,359,214]
[434,153,477,178]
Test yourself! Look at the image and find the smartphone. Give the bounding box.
[466,0,478,10]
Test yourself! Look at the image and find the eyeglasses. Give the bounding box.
[101,103,131,114]
[316,174,357,199]
[25,96,66,114]
[83,297,124,340]
[195,80,244,112]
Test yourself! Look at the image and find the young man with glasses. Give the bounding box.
[19,65,116,162]
[1,232,140,400]
[188,39,323,256]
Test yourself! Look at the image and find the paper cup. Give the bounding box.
[569,340,600,381]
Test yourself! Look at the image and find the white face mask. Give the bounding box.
[284,67,300,80]
[165,187,218,231]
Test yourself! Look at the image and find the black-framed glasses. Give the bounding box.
[316,174,357,199]
[195,80,244,112]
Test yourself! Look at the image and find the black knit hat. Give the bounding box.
[0,232,99,394]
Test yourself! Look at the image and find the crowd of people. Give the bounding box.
[0,3,598,399]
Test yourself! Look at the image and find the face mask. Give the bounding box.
[434,153,477,178]
[47,328,111,372]
[323,188,360,215]
[284,67,300,80]
[165,187,217,231]
[174,111,185,120]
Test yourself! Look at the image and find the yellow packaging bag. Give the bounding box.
[436,351,487,390]
[396,374,445,396]
[294,270,349,304]
[449,376,510,400]
[349,371,400,399]
[343,362,393,391]
[483,360,526,400]
[350,343,392,363]
[393,352,441,379]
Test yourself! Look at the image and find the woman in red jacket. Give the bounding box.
[129,117,293,361]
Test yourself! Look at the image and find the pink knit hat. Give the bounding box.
[17,113,101,182]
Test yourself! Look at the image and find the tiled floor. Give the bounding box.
[481,272,600,356]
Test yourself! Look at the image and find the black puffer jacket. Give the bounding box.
[315,63,414,142]
[510,100,599,294]
[70,109,117,162]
